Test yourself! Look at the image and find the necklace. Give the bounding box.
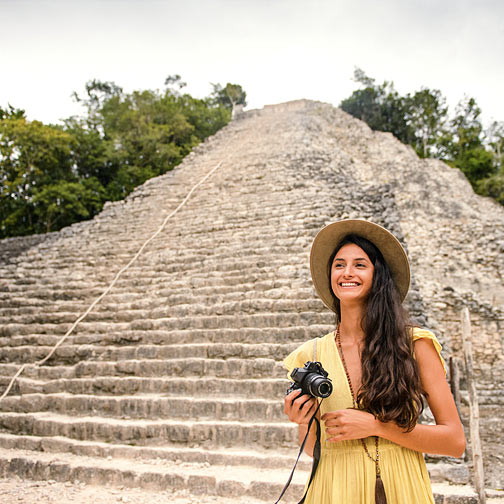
[335,325,380,473]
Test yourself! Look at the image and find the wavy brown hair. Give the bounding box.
[328,234,425,431]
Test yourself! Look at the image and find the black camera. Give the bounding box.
[286,361,333,398]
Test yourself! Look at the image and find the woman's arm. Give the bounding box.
[284,388,319,456]
[323,338,466,457]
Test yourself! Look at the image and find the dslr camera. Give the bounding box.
[286,361,333,398]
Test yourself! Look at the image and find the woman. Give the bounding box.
[284,219,465,504]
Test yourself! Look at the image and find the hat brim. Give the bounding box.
[310,220,410,311]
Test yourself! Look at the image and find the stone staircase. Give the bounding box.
[0,100,503,502]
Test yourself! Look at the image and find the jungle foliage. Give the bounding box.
[0,77,241,238]
[341,68,504,205]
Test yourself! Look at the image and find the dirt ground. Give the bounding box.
[1,476,504,504]
[0,476,267,504]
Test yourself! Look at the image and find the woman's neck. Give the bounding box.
[338,303,366,344]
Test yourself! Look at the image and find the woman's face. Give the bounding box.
[330,243,374,305]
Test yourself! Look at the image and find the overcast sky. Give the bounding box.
[1,0,503,127]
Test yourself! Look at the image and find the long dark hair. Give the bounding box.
[328,234,425,431]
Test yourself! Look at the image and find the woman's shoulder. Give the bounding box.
[410,326,446,374]
[411,326,437,341]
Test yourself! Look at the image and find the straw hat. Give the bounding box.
[310,219,410,311]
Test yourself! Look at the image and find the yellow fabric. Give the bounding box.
[283,327,444,504]
[412,327,447,375]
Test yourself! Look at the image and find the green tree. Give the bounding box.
[32,178,105,232]
[476,173,504,204]
[64,117,111,185]
[340,70,503,207]
[72,79,123,131]
[72,80,232,200]
[164,74,187,92]
[0,117,109,237]
[486,120,504,171]
[1,76,243,237]
[0,104,25,120]
[98,89,195,198]
[211,83,247,117]
[340,68,414,145]
[405,88,448,158]
[440,97,494,185]
[0,117,76,236]
[177,93,230,141]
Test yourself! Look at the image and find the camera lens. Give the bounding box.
[307,376,333,398]
[317,382,332,397]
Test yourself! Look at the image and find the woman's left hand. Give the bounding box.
[322,409,379,442]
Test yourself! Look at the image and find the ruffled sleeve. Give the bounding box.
[412,327,447,375]
[283,338,317,380]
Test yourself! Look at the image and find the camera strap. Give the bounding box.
[273,398,323,504]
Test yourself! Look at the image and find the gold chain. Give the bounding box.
[335,326,380,473]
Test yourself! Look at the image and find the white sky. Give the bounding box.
[1,0,503,127]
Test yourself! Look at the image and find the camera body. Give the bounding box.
[286,361,333,398]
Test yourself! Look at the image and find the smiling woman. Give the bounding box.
[283,219,465,504]
[330,242,375,303]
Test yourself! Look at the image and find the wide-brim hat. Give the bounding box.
[310,219,410,311]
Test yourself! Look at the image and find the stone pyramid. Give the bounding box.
[0,100,503,502]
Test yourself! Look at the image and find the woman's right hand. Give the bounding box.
[284,388,318,425]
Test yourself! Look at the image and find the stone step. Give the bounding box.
[0,373,491,406]
[0,324,331,348]
[0,262,272,285]
[1,270,295,294]
[0,261,308,291]
[0,291,317,320]
[2,235,310,261]
[0,432,312,470]
[1,278,312,306]
[0,321,131,337]
[0,293,321,315]
[7,214,313,241]
[0,299,327,326]
[0,393,286,421]
[0,342,296,365]
[0,445,487,503]
[0,281,316,307]
[135,312,330,331]
[0,295,324,318]
[0,431,472,487]
[0,285,315,309]
[0,357,286,380]
[6,250,309,276]
[7,256,293,282]
[0,376,287,399]
[1,241,310,276]
[8,252,308,277]
[0,412,298,448]
[0,312,332,338]
[0,446,308,502]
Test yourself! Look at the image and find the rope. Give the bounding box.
[0,159,225,401]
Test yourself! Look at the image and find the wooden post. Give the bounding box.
[461,307,486,504]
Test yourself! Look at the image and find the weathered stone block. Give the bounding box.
[190,423,214,444]
[429,463,469,485]
[187,474,216,495]
[195,400,217,419]
[217,479,247,497]
[443,496,478,504]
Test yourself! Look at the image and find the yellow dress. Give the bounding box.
[284,327,446,504]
